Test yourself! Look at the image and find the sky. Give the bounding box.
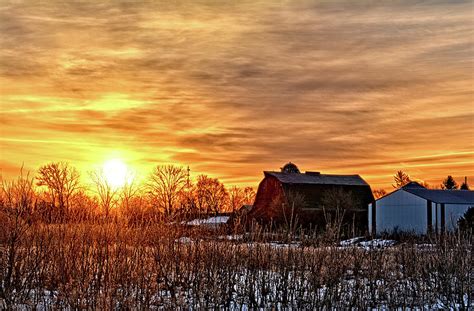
[1,0,473,190]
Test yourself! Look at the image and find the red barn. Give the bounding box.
[248,163,374,233]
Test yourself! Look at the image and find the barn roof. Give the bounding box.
[404,188,474,204]
[264,171,370,187]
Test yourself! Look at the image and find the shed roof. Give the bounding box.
[404,188,474,204]
[264,171,369,186]
[402,181,426,189]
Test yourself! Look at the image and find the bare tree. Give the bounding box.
[0,169,36,307]
[36,162,80,220]
[321,188,355,242]
[229,186,245,212]
[1,168,36,219]
[118,175,150,223]
[68,189,99,221]
[90,170,118,218]
[147,165,187,219]
[372,188,387,199]
[281,191,305,238]
[176,167,196,219]
[392,170,411,188]
[243,187,256,205]
[119,174,140,211]
[194,175,229,214]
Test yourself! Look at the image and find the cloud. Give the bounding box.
[0,0,473,189]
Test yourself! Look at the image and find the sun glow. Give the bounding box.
[102,159,129,188]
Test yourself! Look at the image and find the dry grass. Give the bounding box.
[1,216,472,309]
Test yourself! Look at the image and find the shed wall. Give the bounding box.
[368,202,373,233]
[444,204,472,231]
[374,190,428,234]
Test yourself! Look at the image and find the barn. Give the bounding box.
[248,163,374,231]
[369,182,474,235]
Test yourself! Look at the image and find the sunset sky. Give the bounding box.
[1,0,473,190]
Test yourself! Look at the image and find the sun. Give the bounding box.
[102,159,128,188]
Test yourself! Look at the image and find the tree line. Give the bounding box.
[0,162,255,224]
[372,170,470,199]
[3,163,471,223]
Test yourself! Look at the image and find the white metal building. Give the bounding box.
[369,182,474,235]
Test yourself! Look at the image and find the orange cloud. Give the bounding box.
[1,1,473,190]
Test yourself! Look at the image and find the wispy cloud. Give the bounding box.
[1,0,473,189]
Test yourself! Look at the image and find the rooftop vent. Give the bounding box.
[281,162,300,174]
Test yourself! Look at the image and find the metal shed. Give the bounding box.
[369,182,474,235]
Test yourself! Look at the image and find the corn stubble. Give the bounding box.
[1,217,472,309]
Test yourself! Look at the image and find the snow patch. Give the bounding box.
[176,237,193,243]
[186,216,230,226]
[339,236,365,247]
[359,239,397,249]
[339,238,397,249]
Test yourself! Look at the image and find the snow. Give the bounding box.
[176,236,193,243]
[11,276,471,310]
[186,216,230,226]
[359,239,397,249]
[4,239,471,310]
[217,235,244,241]
[339,236,365,247]
[339,237,397,249]
[416,243,436,249]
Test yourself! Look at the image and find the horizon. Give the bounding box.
[1,1,473,191]
[1,159,471,193]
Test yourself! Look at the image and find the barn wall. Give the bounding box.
[375,190,428,234]
[250,174,373,232]
[282,184,372,210]
[282,183,370,230]
[250,176,285,221]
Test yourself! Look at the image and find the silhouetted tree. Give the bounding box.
[1,168,36,219]
[460,177,470,190]
[119,175,140,211]
[69,190,99,221]
[36,162,80,221]
[180,188,196,218]
[194,175,229,214]
[321,188,356,242]
[90,170,118,218]
[147,165,187,219]
[457,207,473,232]
[441,175,458,190]
[392,170,411,188]
[0,169,36,306]
[229,186,245,212]
[228,186,256,212]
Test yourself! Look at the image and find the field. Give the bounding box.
[1,219,472,310]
